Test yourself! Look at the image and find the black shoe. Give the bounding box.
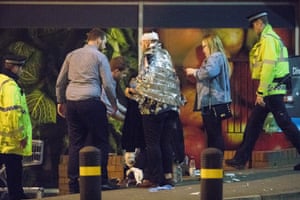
[162,178,175,187]
[101,182,120,191]
[294,163,300,171]
[10,193,31,200]
[225,159,246,170]
[21,193,31,199]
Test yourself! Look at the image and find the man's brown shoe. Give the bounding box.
[137,179,158,188]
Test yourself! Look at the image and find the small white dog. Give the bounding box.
[124,151,144,185]
[126,167,143,185]
[124,152,136,168]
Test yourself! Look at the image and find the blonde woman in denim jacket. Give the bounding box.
[186,34,232,153]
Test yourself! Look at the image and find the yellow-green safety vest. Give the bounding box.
[0,74,32,156]
[249,24,290,97]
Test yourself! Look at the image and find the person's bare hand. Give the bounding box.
[125,87,137,98]
[111,106,118,116]
[57,103,66,118]
[255,95,265,107]
[185,68,196,76]
[20,137,27,149]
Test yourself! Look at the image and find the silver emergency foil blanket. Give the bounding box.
[134,44,185,107]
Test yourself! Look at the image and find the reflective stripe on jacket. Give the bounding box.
[249,24,289,96]
[0,74,32,156]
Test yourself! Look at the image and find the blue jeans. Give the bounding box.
[66,98,109,193]
[234,94,300,162]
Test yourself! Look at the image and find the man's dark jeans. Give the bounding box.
[66,98,109,193]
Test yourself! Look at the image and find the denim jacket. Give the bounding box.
[193,52,231,111]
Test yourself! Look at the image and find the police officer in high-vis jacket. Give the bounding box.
[0,54,32,200]
[225,11,300,170]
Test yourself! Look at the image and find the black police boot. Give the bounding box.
[294,163,300,171]
[225,158,246,170]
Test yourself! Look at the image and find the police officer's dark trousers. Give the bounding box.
[234,94,300,163]
[0,154,24,200]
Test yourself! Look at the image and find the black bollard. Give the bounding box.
[200,148,223,200]
[79,146,101,200]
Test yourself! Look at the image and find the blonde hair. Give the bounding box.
[202,34,226,55]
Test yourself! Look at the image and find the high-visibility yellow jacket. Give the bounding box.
[249,24,290,97]
[0,74,32,156]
